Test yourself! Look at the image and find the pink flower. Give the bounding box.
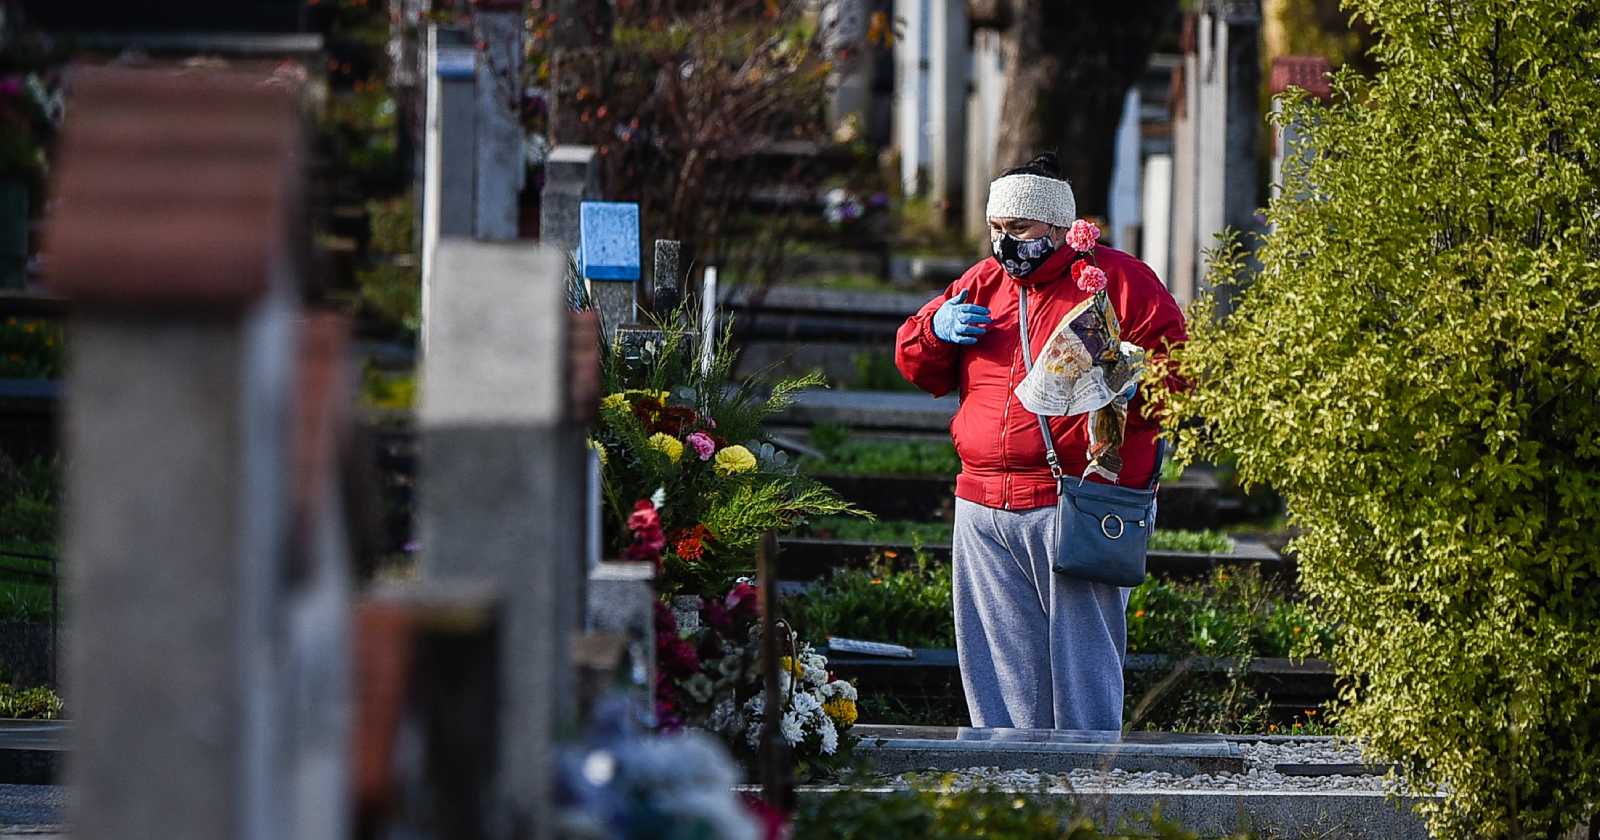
[627,499,660,532]
[686,431,716,461]
[1073,261,1109,293]
[1065,219,1101,253]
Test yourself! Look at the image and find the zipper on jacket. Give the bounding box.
[999,293,1022,510]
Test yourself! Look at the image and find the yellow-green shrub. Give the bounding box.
[1150,1,1600,835]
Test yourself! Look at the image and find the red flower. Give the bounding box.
[628,499,660,532]
[725,581,760,622]
[673,523,712,561]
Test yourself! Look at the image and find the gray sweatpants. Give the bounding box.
[952,497,1129,730]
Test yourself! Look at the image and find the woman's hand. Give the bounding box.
[932,290,992,345]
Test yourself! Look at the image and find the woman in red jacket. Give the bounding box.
[895,153,1187,730]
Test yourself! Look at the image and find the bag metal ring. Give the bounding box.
[1100,514,1125,540]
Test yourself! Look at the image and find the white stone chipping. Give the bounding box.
[881,739,1437,797]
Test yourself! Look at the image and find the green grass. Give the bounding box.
[803,435,961,477]
[786,559,1335,660]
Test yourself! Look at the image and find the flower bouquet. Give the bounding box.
[653,583,860,782]
[592,308,867,595]
[1013,220,1145,481]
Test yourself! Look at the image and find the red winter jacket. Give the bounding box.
[895,244,1188,511]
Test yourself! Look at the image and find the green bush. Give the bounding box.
[0,683,62,720]
[0,317,63,379]
[1149,0,1600,834]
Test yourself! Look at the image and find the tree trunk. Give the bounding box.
[994,0,1179,221]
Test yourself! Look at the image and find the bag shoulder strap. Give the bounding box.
[1018,286,1165,491]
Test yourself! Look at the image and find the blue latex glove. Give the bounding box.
[932,290,992,345]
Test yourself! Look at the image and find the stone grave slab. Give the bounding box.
[853,724,1244,775]
[580,201,641,341]
[0,720,65,785]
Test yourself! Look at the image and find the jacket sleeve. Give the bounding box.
[895,282,965,398]
[1110,256,1190,422]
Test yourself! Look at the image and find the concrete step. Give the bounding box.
[853,724,1243,775]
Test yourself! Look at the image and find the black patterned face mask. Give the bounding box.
[991,231,1058,278]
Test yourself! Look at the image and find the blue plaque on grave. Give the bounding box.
[579,202,641,282]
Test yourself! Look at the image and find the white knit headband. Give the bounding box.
[985,173,1077,228]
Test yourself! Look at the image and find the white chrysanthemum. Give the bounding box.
[708,697,741,735]
[819,715,839,755]
[802,650,827,670]
[791,690,822,719]
[685,673,715,704]
[779,711,805,746]
[829,680,858,702]
[803,665,827,688]
[743,693,764,717]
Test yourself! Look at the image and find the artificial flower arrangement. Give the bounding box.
[592,309,868,596]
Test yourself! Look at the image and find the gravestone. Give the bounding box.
[1108,86,1142,250]
[472,1,525,241]
[964,26,1006,235]
[421,25,477,356]
[419,238,580,838]
[539,145,600,260]
[1168,20,1200,306]
[586,564,656,715]
[1141,154,1173,282]
[927,0,968,220]
[652,238,684,317]
[824,0,872,134]
[1269,55,1331,203]
[46,65,350,840]
[893,0,928,194]
[579,200,641,342]
[1199,0,1261,313]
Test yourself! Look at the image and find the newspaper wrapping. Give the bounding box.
[1014,289,1145,481]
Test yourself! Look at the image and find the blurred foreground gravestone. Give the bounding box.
[419,238,583,838]
[45,65,352,839]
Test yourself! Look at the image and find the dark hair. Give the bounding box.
[1002,151,1065,180]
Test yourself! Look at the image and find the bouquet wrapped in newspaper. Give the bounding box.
[1014,243,1144,482]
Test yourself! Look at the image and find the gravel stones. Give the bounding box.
[886,738,1434,796]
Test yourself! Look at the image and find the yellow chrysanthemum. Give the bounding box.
[824,697,857,728]
[648,433,684,463]
[779,656,804,680]
[600,392,628,412]
[588,438,608,466]
[713,444,758,476]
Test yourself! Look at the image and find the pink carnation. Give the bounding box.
[1075,264,1109,293]
[686,431,716,461]
[627,500,660,532]
[1065,219,1101,253]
